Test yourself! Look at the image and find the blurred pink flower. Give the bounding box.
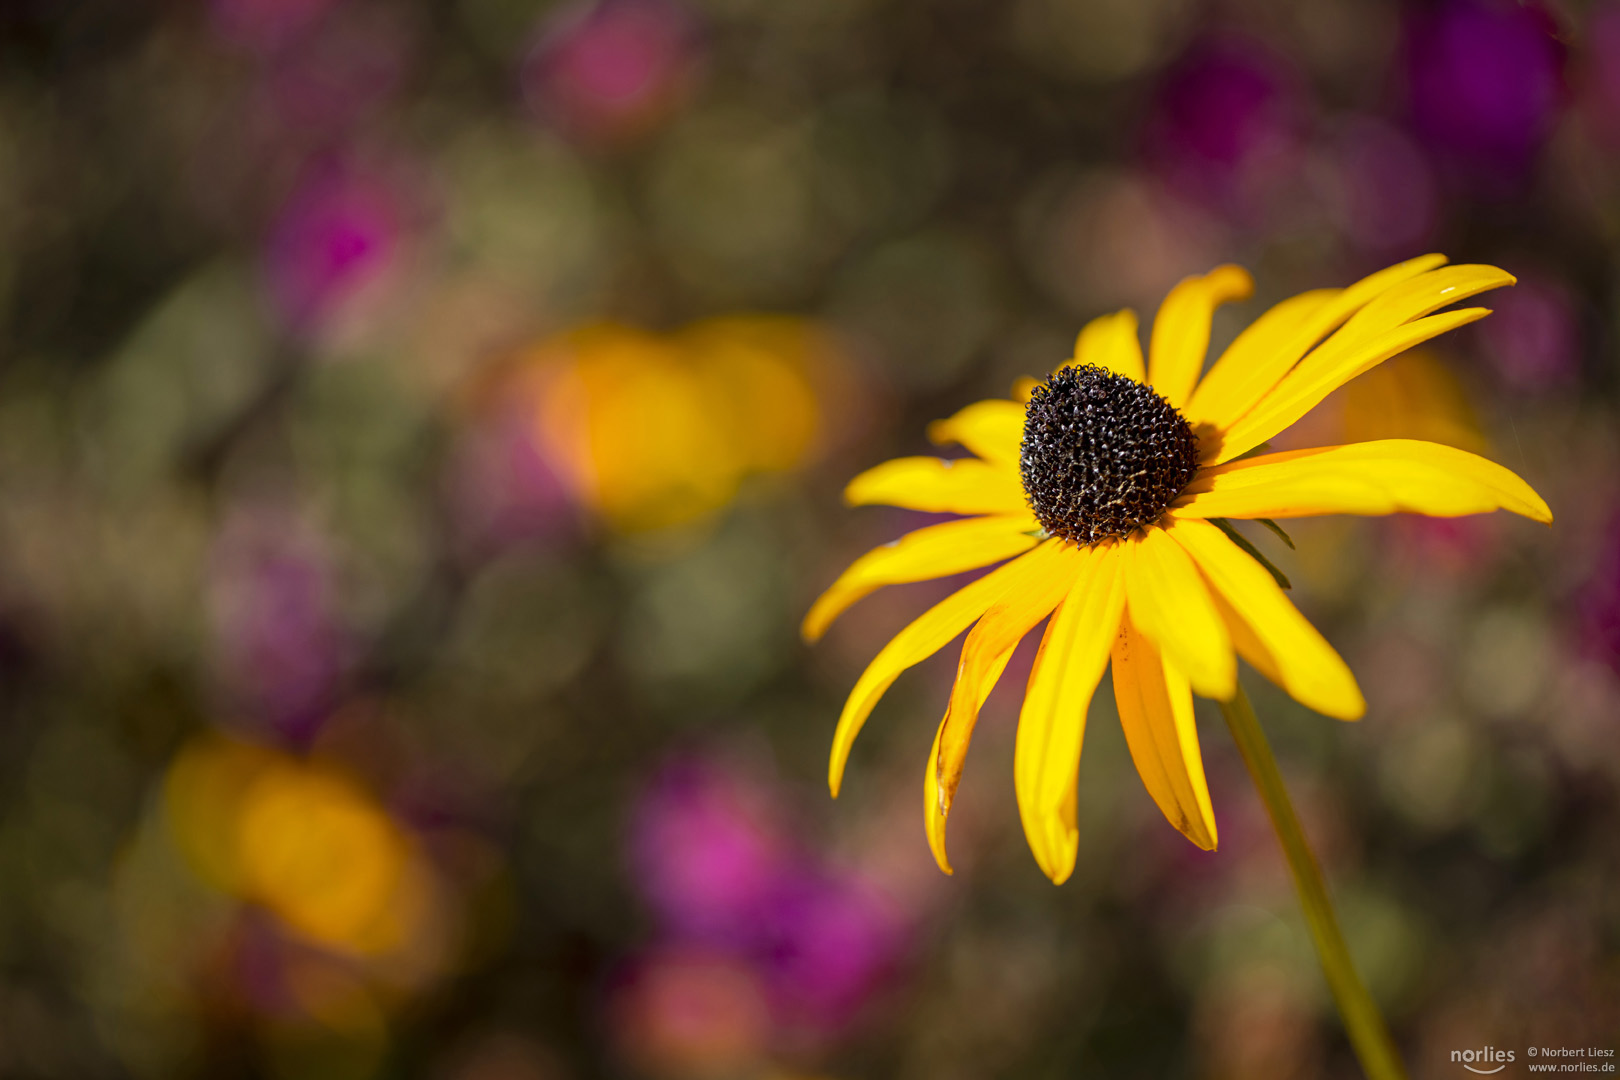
[1141,36,1309,223]
[264,161,408,335]
[209,507,350,744]
[626,755,910,1041]
[750,870,904,1037]
[1479,271,1582,392]
[522,0,700,146]
[1404,0,1566,185]
[629,757,789,939]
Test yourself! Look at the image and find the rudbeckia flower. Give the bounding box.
[806,255,1551,883]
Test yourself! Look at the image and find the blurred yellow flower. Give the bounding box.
[165,736,435,958]
[680,316,825,473]
[806,256,1552,882]
[523,316,846,533]
[536,324,744,533]
[236,763,421,955]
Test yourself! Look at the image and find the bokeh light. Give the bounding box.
[523,0,702,147]
[1141,35,1309,223]
[1404,0,1566,185]
[264,159,417,338]
[514,316,847,535]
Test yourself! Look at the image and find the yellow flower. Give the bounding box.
[805,256,1552,883]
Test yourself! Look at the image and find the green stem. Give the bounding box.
[1218,682,1408,1080]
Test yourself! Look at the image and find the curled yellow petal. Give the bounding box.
[1165,517,1364,721]
[927,399,1027,466]
[1112,615,1217,850]
[1185,253,1448,441]
[803,515,1041,643]
[844,455,1029,516]
[829,543,1056,797]
[928,542,1082,872]
[1148,265,1254,409]
[923,714,953,874]
[1014,542,1125,883]
[1173,439,1553,524]
[1068,309,1145,384]
[924,645,1013,876]
[1212,264,1515,464]
[1123,527,1235,700]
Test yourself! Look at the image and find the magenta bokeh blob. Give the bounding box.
[1141,36,1308,222]
[263,162,405,335]
[1405,1,1565,183]
[522,0,700,145]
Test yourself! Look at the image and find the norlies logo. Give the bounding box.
[1454,1046,1516,1074]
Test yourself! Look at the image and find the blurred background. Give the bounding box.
[0,0,1614,1076]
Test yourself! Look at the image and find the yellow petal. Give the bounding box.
[924,644,1013,875]
[1123,527,1235,700]
[927,399,1027,466]
[1185,254,1448,440]
[1147,265,1254,409]
[1172,439,1553,524]
[1344,263,1515,338]
[1211,264,1515,464]
[1182,288,1341,435]
[844,456,1030,516]
[1014,542,1125,883]
[923,714,953,873]
[1112,615,1217,850]
[1068,309,1145,383]
[829,543,1056,797]
[1165,517,1365,720]
[1207,587,1286,690]
[803,515,1042,643]
[928,542,1083,871]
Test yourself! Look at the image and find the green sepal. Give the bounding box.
[1210,518,1292,590]
[1255,517,1295,550]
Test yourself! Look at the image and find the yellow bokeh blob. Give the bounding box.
[681,315,824,473]
[536,324,745,533]
[524,316,844,534]
[235,763,413,956]
[164,736,432,958]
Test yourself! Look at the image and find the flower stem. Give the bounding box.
[1218,682,1408,1080]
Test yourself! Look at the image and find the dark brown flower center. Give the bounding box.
[1020,364,1200,545]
